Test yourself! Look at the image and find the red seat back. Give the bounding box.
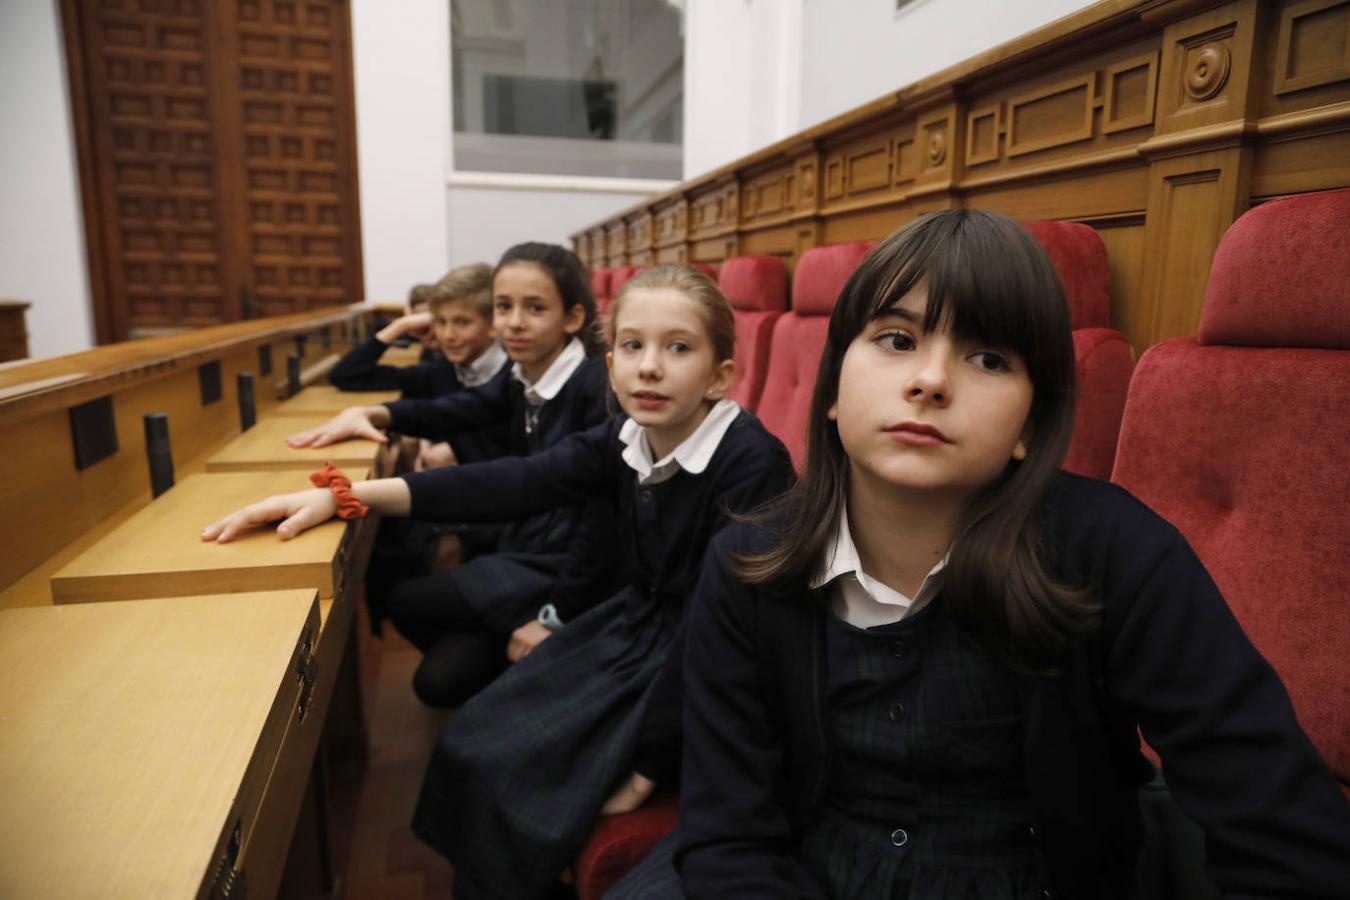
[1024,220,1111,330]
[719,255,788,412]
[1023,221,1132,479]
[589,268,612,304]
[610,266,637,297]
[1111,188,1350,786]
[757,242,873,470]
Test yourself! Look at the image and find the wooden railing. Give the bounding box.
[0,305,372,603]
[571,0,1350,356]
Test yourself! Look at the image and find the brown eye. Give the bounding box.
[971,351,1010,371]
[874,330,915,352]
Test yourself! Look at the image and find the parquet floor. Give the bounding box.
[328,621,455,900]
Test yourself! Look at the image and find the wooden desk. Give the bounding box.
[0,590,319,898]
[270,385,399,418]
[204,415,388,475]
[51,472,354,605]
[377,343,426,367]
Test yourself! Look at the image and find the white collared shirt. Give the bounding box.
[512,337,586,406]
[811,510,947,628]
[619,398,741,485]
[456,340,508,387]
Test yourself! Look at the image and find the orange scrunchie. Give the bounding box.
[310,461,370,520]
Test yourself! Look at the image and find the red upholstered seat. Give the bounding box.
[719,255,788,412]
[690,261,718,280]
[573,795,679,900]
[1023,221,1132,480]
[757,242,874,470]
[1023,221,1111,330]
[590,268,612,306]
[1110,187,1350,790]
[610,266,638,297]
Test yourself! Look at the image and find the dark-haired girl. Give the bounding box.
[286,242,612,706]
[615,210,1350,899]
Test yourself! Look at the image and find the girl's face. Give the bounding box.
[493,262,585,378]
[828,284,1033,499]
[607,288,734,452]
[432,298,495,365]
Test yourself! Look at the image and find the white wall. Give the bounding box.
[799,0,1098,130]
[0,0,95,357]
[445,182,641,269]
[350,0,452,301]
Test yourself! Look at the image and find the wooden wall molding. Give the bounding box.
[572,0,1350,353]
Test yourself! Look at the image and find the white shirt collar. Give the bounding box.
[812,509,947,628]
[455,340,508,387]
[618,398,741,485]
[512,338,586,406]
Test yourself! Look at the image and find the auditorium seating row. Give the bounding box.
[573,188,1350,899]
[594,220,1134,481]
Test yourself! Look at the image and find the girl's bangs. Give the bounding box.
[850,214,1068,382]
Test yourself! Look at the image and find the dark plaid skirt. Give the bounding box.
[604,832,683,899]
[454,550,571,633]
[412,585,678,899]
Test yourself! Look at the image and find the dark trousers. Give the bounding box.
[386,568,509,708]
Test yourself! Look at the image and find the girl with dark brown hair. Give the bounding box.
[611,210,1350,899]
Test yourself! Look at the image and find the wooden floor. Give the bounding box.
[328,619,455,899]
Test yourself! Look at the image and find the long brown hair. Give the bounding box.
[734,209,1095,671]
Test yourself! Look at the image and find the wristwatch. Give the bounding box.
[537,603,565,632]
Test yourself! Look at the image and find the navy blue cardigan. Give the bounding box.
[330,336,469,398]
[675,473,1350,899]
[385,355,610,554]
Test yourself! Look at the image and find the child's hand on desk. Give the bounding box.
[286,406,388,448]
[507,620,552,662]
[414,440,457,472]
[201,488,338,543]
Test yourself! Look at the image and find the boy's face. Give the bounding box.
[432,298,495,365]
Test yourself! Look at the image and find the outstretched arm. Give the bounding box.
[201,478,411,543]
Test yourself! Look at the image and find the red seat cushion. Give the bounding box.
[574,795,679,900]
[590,268,612,302]
[1063,328,1133,480]
[1024,221,1111,330]
[720,256,789,411]
[757,243,873,469]
[1111,188,1350,786]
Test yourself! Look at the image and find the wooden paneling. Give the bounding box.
[72,0,234,340]
[0,302,31,362]
[62,0,363,341]
[0,304,363,596]
[572,0,1350,352]
[231,0,364,317]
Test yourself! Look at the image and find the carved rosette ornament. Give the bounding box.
[927,130,947,166]
[1185,43,1231,101]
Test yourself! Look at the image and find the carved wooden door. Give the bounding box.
[63,0,363,343]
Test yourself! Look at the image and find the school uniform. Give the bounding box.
[652,472,1350,899]
[381,340,610,704]
[330,335,453,397]
[359,342,514,639]
[407,402,795,900]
